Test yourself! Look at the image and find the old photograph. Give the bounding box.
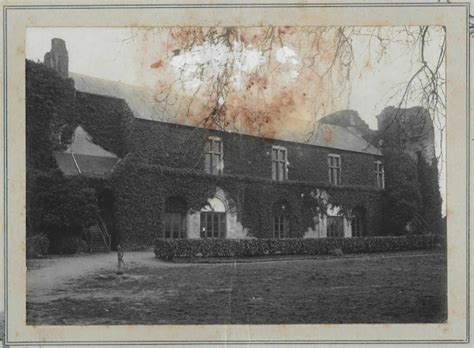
[23,25,448,326]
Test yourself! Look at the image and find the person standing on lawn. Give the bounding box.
[117,245,125,275]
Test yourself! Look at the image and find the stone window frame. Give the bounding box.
[205,136,223,175]
[328,154,342,186]
[374,160,385,189]
[272,145,288,181]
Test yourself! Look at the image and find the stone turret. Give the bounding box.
[44,38,69,78]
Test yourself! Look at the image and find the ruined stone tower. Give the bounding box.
[376,106,436,164]
[44,38,69,78]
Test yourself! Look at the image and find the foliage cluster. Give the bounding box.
[26,60,76,170]
[26,233,50,258]
[27,169,99,253]
[417,155,443,233]
[154,234,444,260]
[382,148,422,234]
[26,61,128,252]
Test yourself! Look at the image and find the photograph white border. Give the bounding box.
[1,1,470,345]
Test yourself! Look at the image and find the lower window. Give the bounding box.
[351,216,363,237]
[273,216,289,238]
[200,212,226,238]
[327,216,344,237]
[163,212,186,239]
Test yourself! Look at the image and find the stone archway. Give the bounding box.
[187,187,249,239]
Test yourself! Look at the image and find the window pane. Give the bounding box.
[212,139,220,152]
[207,214,213,237]
[200,213,206,238]
[220,214,226,238]
[211,154,218,174]
[278,162,284,181]
[205,153,211,173]
[272,149,278,160]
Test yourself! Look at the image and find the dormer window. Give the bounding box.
[375,160,385,189]
[205,136,223,175]
[272,146,288,181]
[328,154,341,186]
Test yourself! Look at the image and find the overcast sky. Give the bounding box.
[26,27,444,130]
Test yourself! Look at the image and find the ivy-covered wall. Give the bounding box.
[26,60,76,170]
[26,60,133,160]
[75,91,134,157]
[130,119,383,187]
[111,158,383,250]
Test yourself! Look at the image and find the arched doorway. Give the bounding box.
[350,206,366,237]
[163,196,187,239]
[272,200,291,238]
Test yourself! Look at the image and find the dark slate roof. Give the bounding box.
[70,72,382,156]
[54,152,119,176]
[70,72,166,121]
[306,123,381,155]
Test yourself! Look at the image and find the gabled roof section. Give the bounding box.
[54,152,120,177]
[66,125,118,158]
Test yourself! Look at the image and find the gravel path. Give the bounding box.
[27,250,168,301]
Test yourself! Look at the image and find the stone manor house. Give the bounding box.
[28,38,436,251]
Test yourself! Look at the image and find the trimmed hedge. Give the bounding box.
[154,234,444,260]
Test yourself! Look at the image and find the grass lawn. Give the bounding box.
[27,251,446,325]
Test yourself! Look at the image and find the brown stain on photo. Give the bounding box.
[323,128,333,144]
[150,60,164,69]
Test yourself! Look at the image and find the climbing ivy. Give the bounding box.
[417,155,443,233]
[111,157,383,250]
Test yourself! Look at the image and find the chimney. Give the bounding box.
[43,38,69,78]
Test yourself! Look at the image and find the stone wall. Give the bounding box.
[130,118,384,188]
